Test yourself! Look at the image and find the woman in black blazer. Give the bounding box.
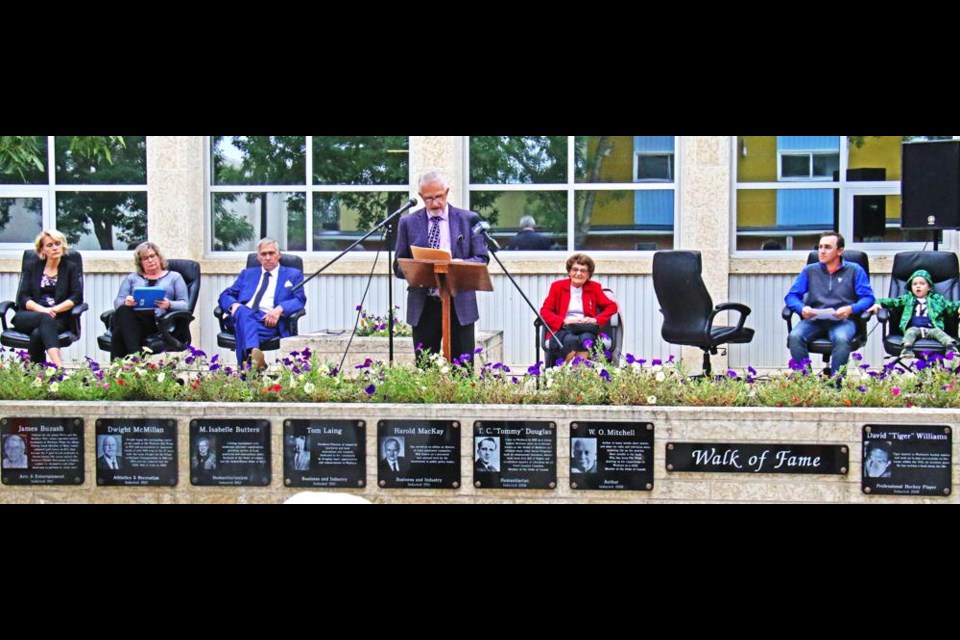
[12,230,83,368]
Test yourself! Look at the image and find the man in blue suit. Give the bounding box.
[218,238,306,368]
[394,171,489,363]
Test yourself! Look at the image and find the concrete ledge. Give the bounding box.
[0,402,955,504]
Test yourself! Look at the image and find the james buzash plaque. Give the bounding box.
[284,419,366,488]
[473,421,556,490]
[190,419,270,486]
[1,417,84,485]
[96,419,177,487]
[666,442,849,475]
[377,420,459,489]
[570,421,654,491]
[862,425,952,496]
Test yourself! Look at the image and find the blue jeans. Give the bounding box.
[787,318,857,376]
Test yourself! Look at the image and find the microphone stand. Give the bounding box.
[292,198,417,366]
[477,232,560,382]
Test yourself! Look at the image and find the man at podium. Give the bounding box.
[394,170,489,363]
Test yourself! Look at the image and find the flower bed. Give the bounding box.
[2,345,960,409]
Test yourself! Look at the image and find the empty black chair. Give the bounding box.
[0,249,89,362]
[214,252,306,354]
[653,250,754,376]
[97,259,202,358]
[534,286,624,367]
[875,251,960,361]
[782,249,871,373]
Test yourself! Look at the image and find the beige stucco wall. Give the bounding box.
[1,401,954,504]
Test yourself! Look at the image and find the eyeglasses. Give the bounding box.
[43,241,63,248]
[421,193,447,204]
[569,266,590,274]
[141,254,159,262]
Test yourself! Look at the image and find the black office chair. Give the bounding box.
[214,252,306,354]
[0,249,89,363]
[534,286,623,367]
[653,250,754,376]
[781,249,872,374]
[874,251,960,362]
[97,259,202,358]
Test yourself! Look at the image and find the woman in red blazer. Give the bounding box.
[539,253,618,364]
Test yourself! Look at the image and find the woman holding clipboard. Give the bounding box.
[110,242,188,359]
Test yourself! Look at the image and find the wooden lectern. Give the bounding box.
[397,258,494,361]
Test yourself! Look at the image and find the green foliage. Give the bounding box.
[355,306,412,337]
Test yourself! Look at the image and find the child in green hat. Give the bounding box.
[869,269,960,359]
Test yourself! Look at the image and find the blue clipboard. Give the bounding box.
[133,286,165,309]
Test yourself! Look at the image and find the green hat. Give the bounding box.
[908,269,934,287]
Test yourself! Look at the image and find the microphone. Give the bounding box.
[471,218,501,252]
[390,197,419,217]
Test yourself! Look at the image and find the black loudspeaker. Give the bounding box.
[902,140,960,230]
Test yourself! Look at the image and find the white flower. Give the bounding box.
[631,362,643,372]
[546,378,553,388]
[142,346,154,353]
[647,395,657,405]
[45,367,57,377]
[651,364,663,373]
[288,376,298,388]
[33,377,43,387]
[49,382,59,393]
[440,366,450,375]
[303,382,316,394]
[156,372,165,383]
[655,371,666,382]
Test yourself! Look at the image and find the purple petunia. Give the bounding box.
[364,384,376,395]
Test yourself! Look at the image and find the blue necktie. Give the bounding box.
[248,271,271,312]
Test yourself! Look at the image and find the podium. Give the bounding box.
[397,258,494,361]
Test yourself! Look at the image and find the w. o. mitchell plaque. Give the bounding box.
[570,421,653,491]
[1,417,83,486]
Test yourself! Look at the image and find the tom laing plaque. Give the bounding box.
[377,420,460,489]
[190,419,271,486]
[1,417,83,486]
[473,421,556,489]
[570,421,654,491]
[284,419,366,488]
[862,425,952,497]
[96,419,177,487]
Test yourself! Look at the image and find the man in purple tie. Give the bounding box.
[394,171,489,363]
[218,238,306,369]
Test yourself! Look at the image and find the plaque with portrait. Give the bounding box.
[96,419,177,487]
[189,419,271,486]
[377,420,460,489]
[570,421,654,490]
[1,417,84,486]
[862,425,952,496]
[284,419,366,488]
[473,421,556,489]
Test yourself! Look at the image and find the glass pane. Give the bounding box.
[0,136,47,185]
[575,189,674,251]
[469,136,567,184]
[212,192,305,251]
[736,188,834,251]
[781,154,810,178]
[0,198,43,242]
[313,136,409,185]
[211,136,306,186]
[470,190,567,251]
[313,191,407,251]
[812,153,840,178]
[574,136,667,183]
[55,136,146,185]
[57,192,147,250]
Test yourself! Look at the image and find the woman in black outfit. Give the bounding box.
[12,229,83,368]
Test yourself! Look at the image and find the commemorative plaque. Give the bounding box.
[862,425,951,496]
[1,417,83,485]
[473,421,556,489]
[666,442,849,475]
[189,419,271,486]
[377,420,460,489]
[570,421,654,491]
[95,419,177,487]
[284,419,366,488]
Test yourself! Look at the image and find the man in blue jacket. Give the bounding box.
[218,238,306,368]
[784,231,875,376]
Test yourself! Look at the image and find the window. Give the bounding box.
[735,135,947,251]
[468,136,677,252]
[209,136,409,252]
[0,136,147,250]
